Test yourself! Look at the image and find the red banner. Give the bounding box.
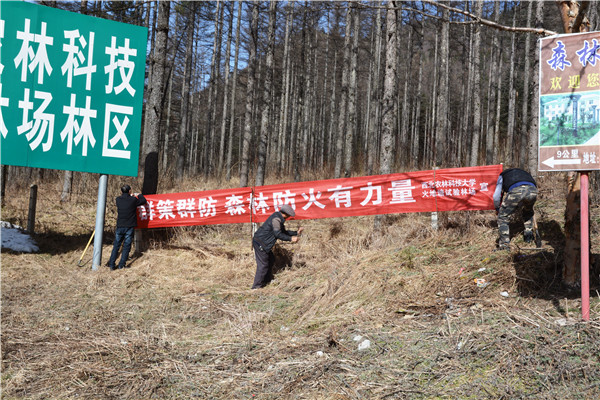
[136,165,502,229]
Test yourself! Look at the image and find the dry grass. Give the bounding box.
[2,172,600,399]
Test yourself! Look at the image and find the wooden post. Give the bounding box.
[134,229,143,255]
[1,165,7,207]
[27,184,38,234]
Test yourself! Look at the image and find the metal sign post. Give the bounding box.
[91,175,108,271]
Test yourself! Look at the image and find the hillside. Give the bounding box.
[2,173,600,399]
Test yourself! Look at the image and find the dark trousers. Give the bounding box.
[252,240,274,289]
[108,227,134,269]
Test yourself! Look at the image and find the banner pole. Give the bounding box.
[92,174,108,271]
[580,171,590,321]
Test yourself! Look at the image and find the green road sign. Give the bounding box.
[0,2,147,176]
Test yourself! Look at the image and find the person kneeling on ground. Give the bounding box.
[252,204,304,289]
[108,184,147,270]
[493,167,537,251]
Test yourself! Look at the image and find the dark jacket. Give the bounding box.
[116,193,147,228]
[253,211,297,252]
[500,168,536,192]
[493,168,537,210]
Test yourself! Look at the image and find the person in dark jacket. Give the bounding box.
[252,204,304,289]
[108,184,147,270]
[492,168,537,250]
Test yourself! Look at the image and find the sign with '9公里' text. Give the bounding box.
[539,31,600,171]
[0,2,147,176]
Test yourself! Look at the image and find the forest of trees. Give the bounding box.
[26,1,600,195]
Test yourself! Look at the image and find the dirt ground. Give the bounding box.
[2,173,600,399]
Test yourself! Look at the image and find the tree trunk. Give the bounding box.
[528,0,544,175]
[334,4,352,179]
[506,11,517,166]
[400,27,412,168]
[175,4,195,180]
[255,0,276,187]
[375,0,398,229]
[206,2,224,178]
[380,0,397,176]
[344,2,359,178]
[142,1,170,195]
[367,5,382,175]
[277,2,294,174]
[519,1,533,168]
[218,4,234,176]
[485,1,500,165]
[411,24,424,169]
[468,0,483,167]
[240,1,259,187]
[226,1,242,182]
[436,8,449,167]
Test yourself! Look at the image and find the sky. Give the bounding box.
[1,221,39,253]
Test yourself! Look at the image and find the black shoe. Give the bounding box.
[109,265,117,270]
[524,231,533,243]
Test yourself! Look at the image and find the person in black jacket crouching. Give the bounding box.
[108,184,147,270]
[252,204,304,289]
[492,168,537,250]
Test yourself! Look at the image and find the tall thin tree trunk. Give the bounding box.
[519,1,533,168]
[344,2,359,178]
[506,11,517,166]
[468,0,483,167]
[218,4,234,176]
[485,1,500,165]
[142,1,170,194]
[380,0,397,176]
[255,1,276,187]
[206,3,224,178]
[175,5,195,180]
[240,1,259,187]
[277,2,294,174]
[435,9,450,167]
[529,0,544,175]
[334,5,352,179]
[367,5,382,175]
[226,1,242,182]
[411,25,424,170]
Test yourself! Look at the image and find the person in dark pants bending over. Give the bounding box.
[108,184,147,270]
[252,204,304,289]
[493,168,537,250]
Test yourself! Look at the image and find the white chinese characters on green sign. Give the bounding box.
[0,2,147,177]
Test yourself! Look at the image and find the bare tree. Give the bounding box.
[240,1,259,188]
[468,0,483,167]
[344,2,359,178]
[255,0,276,187]
[175,3,196,180]
[334,4,352,179]
[226,1,243,182]
[141,1,170,194]
[217,4,234,176]
[435,7,449,168]
[380,0,397,177]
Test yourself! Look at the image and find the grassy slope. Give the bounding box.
[2,173,600,399]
